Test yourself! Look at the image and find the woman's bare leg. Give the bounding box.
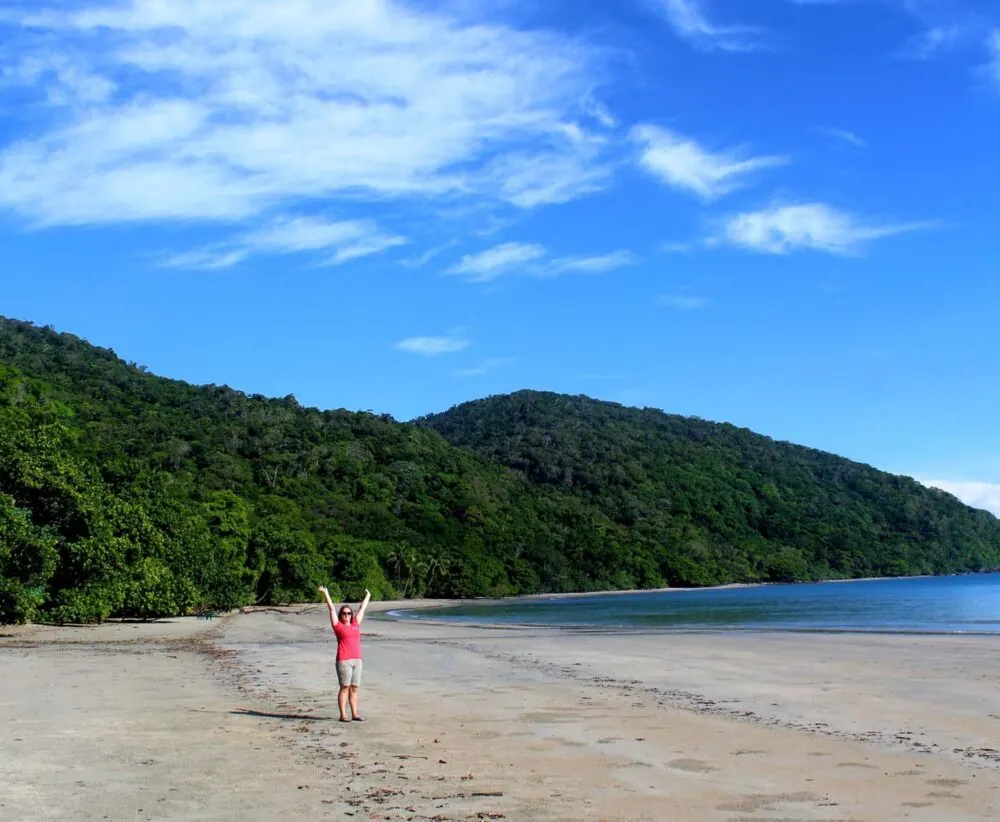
[338,686,350,720]
[348,685,360,719]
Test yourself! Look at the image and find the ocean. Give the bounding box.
[390,573,1000,634]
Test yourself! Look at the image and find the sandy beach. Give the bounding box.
[2,605,999,821]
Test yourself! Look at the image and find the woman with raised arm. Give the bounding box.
[319,585,371,722]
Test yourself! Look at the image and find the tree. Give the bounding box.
[0,494,58,623]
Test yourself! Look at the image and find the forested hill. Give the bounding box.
[418,391,1000,586]
[1,317,998,625]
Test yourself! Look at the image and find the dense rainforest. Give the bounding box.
[1,317,998,624]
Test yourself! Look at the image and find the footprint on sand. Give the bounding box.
[925,778,967,788]
[716,791,819,813]
[668,758,718,773]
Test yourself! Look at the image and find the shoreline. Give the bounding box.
[3,570,981,632]
[371,572,997,631]
[374,570,949,613]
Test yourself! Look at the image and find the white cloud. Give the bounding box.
[548,250,638,274]
[244,217,382,253]
[489,147,612,209]
[455,357,514,377]
[902,24,965,59]
[647,0,763,52]
[161,215,406,269]
[399,242,458,269]
[587,100,618,129]
[788,1,976,62]
[395,335,470,356]
[0,0,613,228]
[158,247,250,271]
[921,479,1000,517]
[720,203,932,255]
[446,242,547,282]
[321,235,409,266]
[823,128,867,147]
[988,31,1000,90]
[631,125,786,199]
[658,293,707,310]
[1,54,116,105]
[446,243,636,281]
[244,216,407,265]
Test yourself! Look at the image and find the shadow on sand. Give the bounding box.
[231,708,334,721]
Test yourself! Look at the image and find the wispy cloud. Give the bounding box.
[1,53,116,105]
[921,479,1000,517]
[446,243,637,282]
[822,127,867,148]
[488,142,613,209]
[455,357,514,377]
[631,125,786,199]
[789,1,978,62]
[647,0,764,52]
[987,30,1000,90]
[160,215,406,270]
[719,203,933,255]
[446,242,548,282]
[158,247,250,271]
[245,216,407,265]
[658,293,707,310]
[901,24,965,59]
[399,242,459,269]
[0,0,612,231]
[395,335,470,356]
[244,217,393,254]
[548,251,638,274]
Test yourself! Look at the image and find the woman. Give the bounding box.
[319,585,371,722]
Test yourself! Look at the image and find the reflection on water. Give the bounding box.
[393,574,1000,634]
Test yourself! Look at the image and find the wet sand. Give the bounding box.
[2,606,999,821]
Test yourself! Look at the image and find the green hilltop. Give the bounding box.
[2,317,997,624]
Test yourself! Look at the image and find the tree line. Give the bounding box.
[2,317,998,624]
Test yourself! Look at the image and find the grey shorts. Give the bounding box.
[336,658,362,687]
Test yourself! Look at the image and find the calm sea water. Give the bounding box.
[391,573,1000,634]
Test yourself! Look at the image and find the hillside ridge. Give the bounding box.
[2,316,998,624]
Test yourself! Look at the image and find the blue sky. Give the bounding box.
[2,0,999,513]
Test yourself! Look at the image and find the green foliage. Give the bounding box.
[1,319,998,624]
[122,557,179,620]
[0,494,58,623]
[325,535,398,602]
[762,547,811,583]
[418,391,1000,586]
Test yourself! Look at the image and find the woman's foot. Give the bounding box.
[352,716,365,721]
[339,717,351,723]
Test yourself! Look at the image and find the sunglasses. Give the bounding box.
[340,611,353,617]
